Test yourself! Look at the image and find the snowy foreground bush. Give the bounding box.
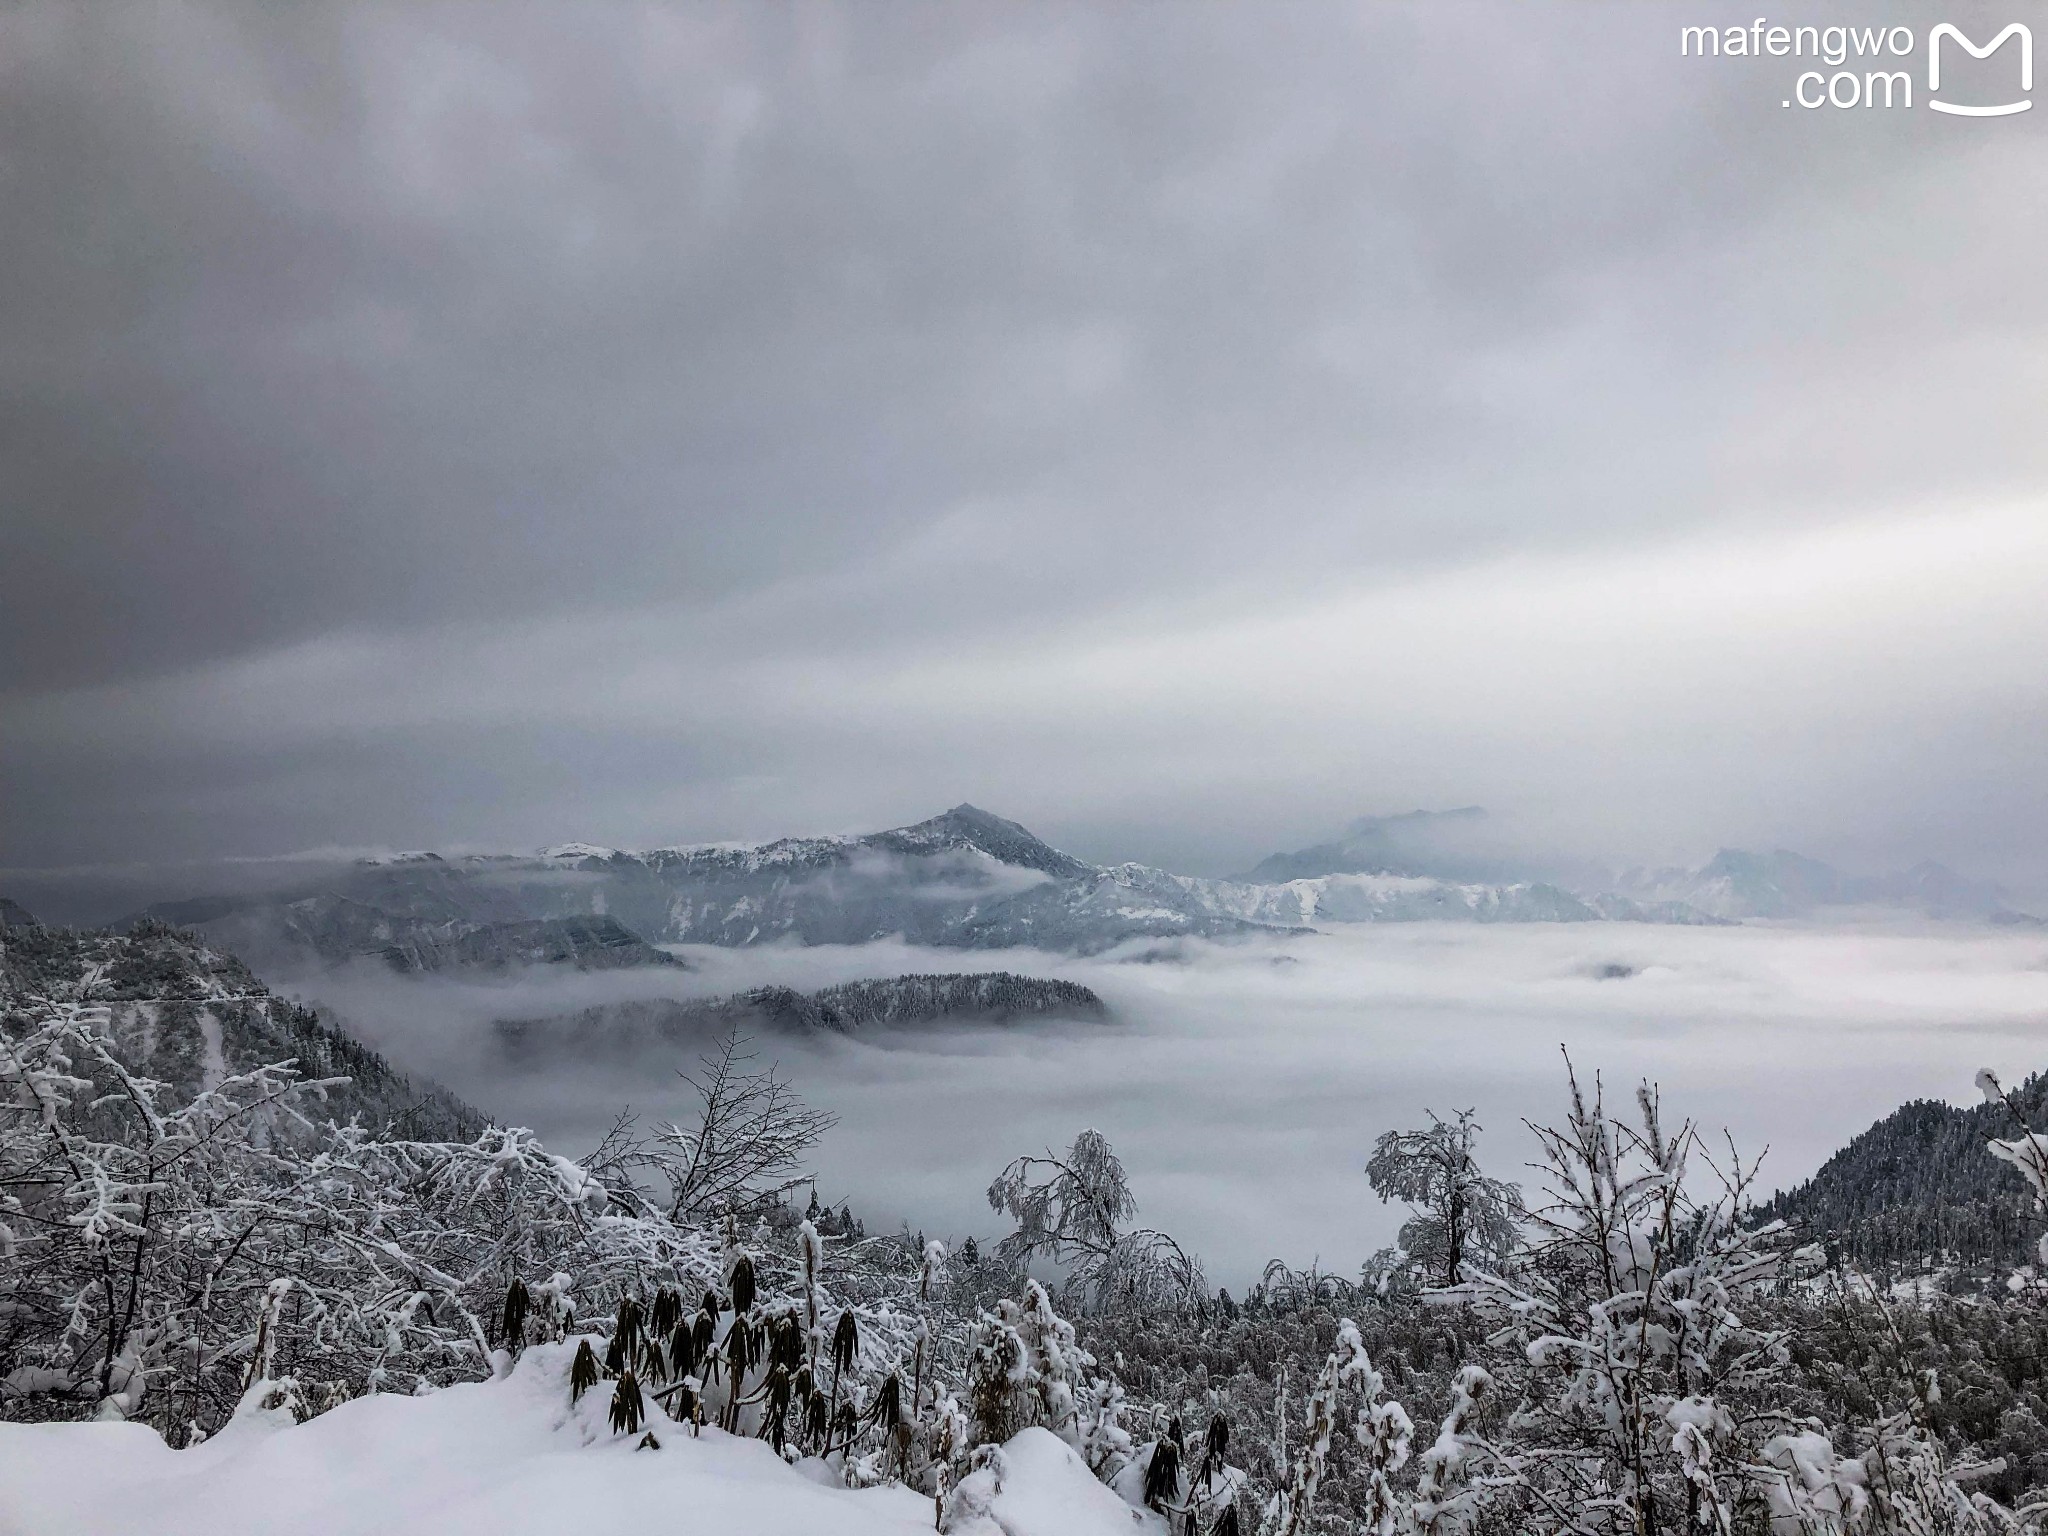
[12,924,2048,1532]
[0,1339,1163,1536]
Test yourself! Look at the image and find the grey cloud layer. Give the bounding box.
[3,1,2046,879]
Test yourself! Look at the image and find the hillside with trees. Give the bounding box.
[1760,1075,2048,1280]
[492,972,1107,1061]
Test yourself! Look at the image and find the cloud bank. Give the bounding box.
[3,2,2047,883]
[314,922,2048,1286]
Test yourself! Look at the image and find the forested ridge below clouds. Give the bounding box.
[1761,1074,2048,1277]
[491,971,1106,1061]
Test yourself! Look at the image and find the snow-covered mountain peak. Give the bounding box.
[877,804,1095,880]
[537,842,619,862]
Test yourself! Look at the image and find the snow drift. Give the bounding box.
[0,1341,1166,1536]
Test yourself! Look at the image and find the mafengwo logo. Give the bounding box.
[1681,20,2032,113]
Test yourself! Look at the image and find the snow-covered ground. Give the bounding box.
[0,1343,1161,1536]
[321,919,2048,1286]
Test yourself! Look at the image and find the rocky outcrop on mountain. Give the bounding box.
[0,919,489,1139]
[492,970,1106,1059]
[0,897,40,931]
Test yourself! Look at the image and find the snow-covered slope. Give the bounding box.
[1233,809,1726,923]
[0,1345,1164,1536]
[1241,806,1495,883]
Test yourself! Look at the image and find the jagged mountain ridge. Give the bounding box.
[492,971,1106,1059]
[1239,809,1724,922]
[0,919,489,1139]
[127,803,1763,969]
[133,806,1292,965]
[1618,847,2039,923]
[1243,809,2036,925]
[1161,866,1727,927]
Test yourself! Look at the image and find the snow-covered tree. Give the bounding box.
[986,1129,1204,1315]
[615,1029,837,1224]
[1452,1063,1792,1533]
[1,996,338,1424]
[1263,1317,1383,1536]
[1366,1109,1522,1287]
[0,981,870,1440]
[966,1278,1121,1457]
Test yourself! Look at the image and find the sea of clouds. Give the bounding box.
[306,920,2048,1287]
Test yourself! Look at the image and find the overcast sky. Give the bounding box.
[5,1,2047,899]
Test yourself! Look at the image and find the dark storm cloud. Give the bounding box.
[3,1,2047,890]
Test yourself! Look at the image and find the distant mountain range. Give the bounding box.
[1615,847,2039,924]
[12,881,2046,1324]
[123,806,1290,968]
[117,801,1727,969]
[1242,807,1499,883]
[1244,809,2039,925]
[15,803,2016,970]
